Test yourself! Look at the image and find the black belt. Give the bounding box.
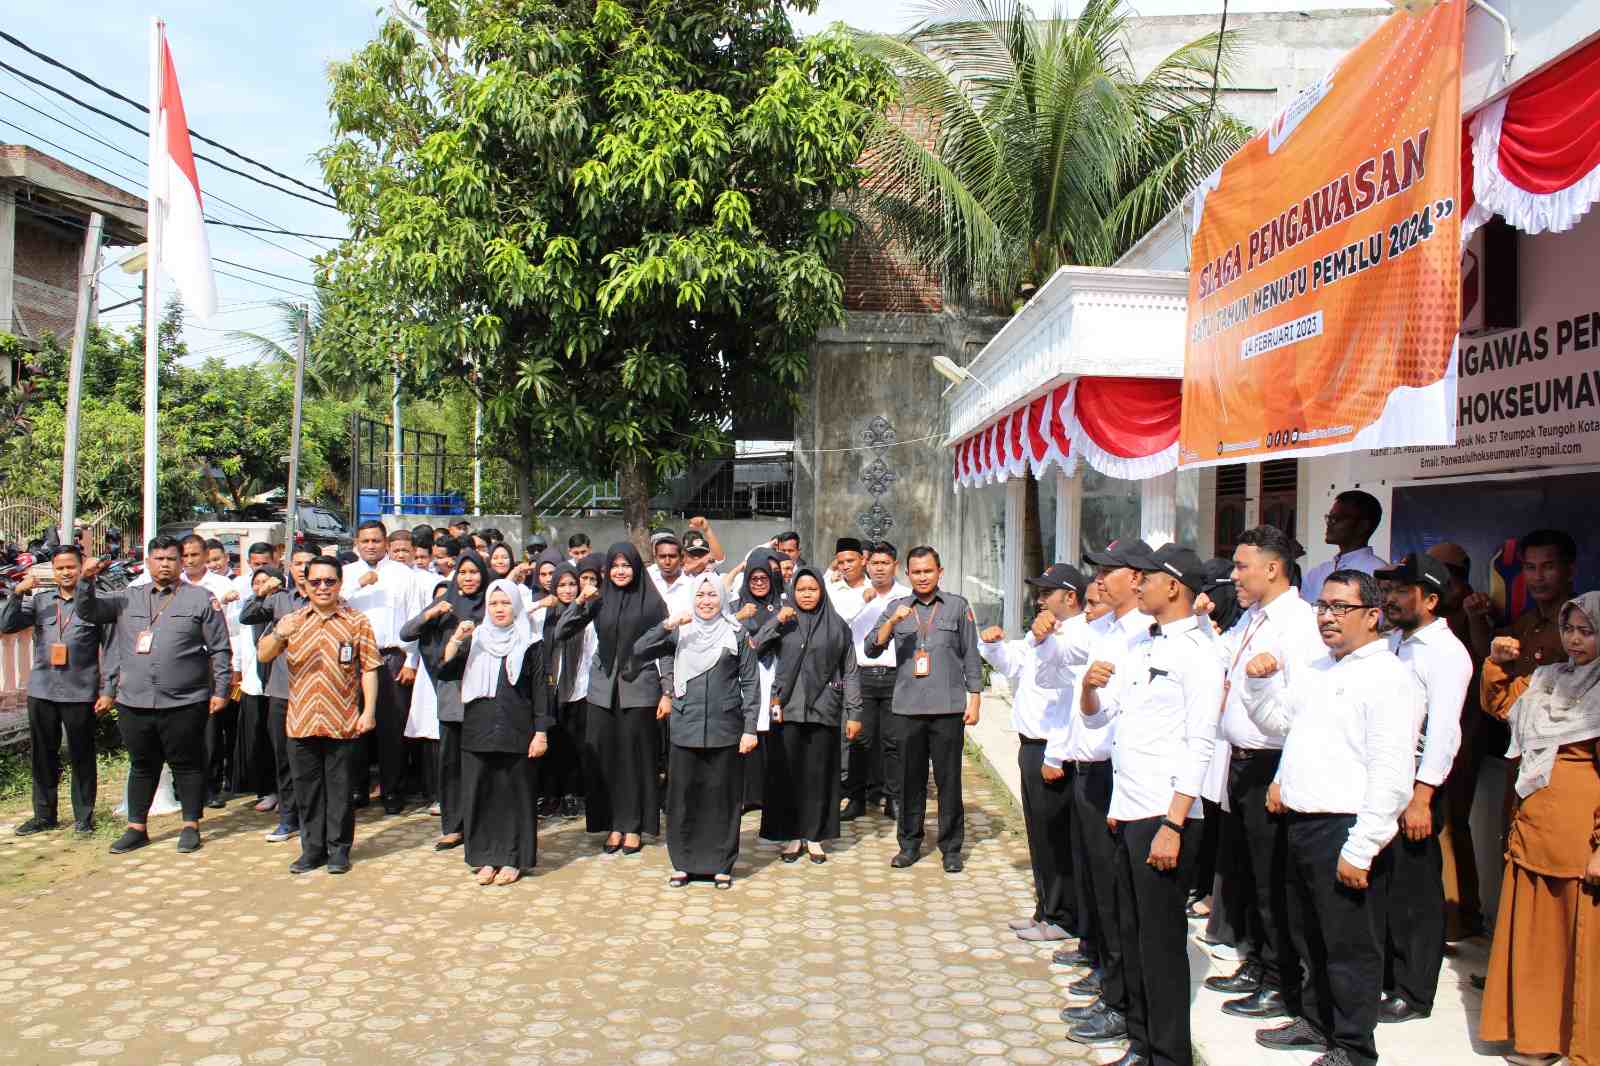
[1231,747,1281,760]
[860,665,895,676]
[381,646,404,655]
[1073,758,1110,770]
[1019,736,1046,746]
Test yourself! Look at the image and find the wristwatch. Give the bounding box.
[1159,817,1184,834]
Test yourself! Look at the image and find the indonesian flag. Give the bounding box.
[152,35,216,320]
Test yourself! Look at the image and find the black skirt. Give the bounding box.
[233,693,274,797]
[584,702,661,836]
[742,733,765,811]
[666,744,744,877]
[461,749,537,870]
[759,721,841,843]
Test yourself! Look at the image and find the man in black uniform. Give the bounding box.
[1,547,115,835]
[865,545,982,873]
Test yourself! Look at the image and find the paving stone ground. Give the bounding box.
[0,754,1109,1066]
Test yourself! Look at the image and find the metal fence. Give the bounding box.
[672,453,793,519]
[0,496,136,556]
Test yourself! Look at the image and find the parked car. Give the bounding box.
[234,504,355,550]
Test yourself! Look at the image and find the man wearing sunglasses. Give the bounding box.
[1239,570,1424,1066]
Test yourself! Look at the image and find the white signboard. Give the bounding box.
[1367,215,1600,480]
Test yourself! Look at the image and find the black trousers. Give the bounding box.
[896,713,964,855]
[1018,739,1075,930]
[268,697,299,826]
[1072,760,1124,1012]
[204,698,238,797]
[1228,749,1299,1009]
[119,702,208,824]
[27,697,97,825]
[1286,813,1384,1066]
[1377,787,1447,1011]
[846,670,900,804]
[234,693,275,798]
[290,734,358,862]
[439,720,464,837]
[1115,815,1201,1066]
[353,649,409,804]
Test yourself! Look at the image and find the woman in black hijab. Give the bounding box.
[536,560,588,818]
[752,566,862,863]
[534,547,565,596]
[556,541,668,854]
[732,550,785,812]
[402,549,488,850]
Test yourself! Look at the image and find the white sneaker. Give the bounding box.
[1209,943,1244,962]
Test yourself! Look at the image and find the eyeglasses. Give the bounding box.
[1559,624,1596,639]
[307,577,340,588]
[1312,600,1368,616]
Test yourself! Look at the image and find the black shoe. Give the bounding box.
[1067,1007,1127,1044]
[1309,1050,1355,1066]
[602,838,622,854]
[561,795,581,818]
[942,852,963,873]
[1067,971,1102,997]
[13,816,58,836]
[289,852,327,874]
[890,849,919,868]
[537,797,562,818]
[1204,961,1263,994]
[1223,987,1289,1019]
[206,794,226,810]
[176,826,202,853]
[840,798,866,822]
[351,793,370,809]
[110,828,149,854]
[1105,1051,1148,1066]
[1254,1017,1329,1051]
[383,799,406,816]
[73,819,94,835]
[327,853,351,875]
[1377,995,1430,1024]
[620,843,642,855]
[1052,945,1095,967]
[882,798,898,819]
[1060,997,1106,1024]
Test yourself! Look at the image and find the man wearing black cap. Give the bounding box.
[1373,553,1470,1026]
[681,517,724,577]
[866,546,983,872]
[1080,543,1223,1066]
[979,563,1091,944]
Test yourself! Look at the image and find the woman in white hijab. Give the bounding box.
[634,574,758,888]
[1480,590,1600,1064]
[442,579,551,885]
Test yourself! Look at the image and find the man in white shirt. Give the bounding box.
[1240,568,1423,1066]
[1372,553,1471,1026]
[342,521,421,815]
[231,541,278,810]
[979,563,1090,945]
[169,535,244,811]
[825,537,876,819]
[1036,537,1154,1039]
[1301,490,1389,598]
[1206,525,1327,1022]
[648,532,694,618]
[1080,543,1222,1066]
[839,541,910,821]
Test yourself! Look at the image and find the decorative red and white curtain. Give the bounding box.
[953,376,1181,487]
[1462,34,1600,242]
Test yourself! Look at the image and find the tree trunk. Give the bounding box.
[1022,469,1044,580]
[513,419,535,541]
[618,454,653,552]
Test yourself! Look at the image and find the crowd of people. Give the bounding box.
[4,499,1596,1065]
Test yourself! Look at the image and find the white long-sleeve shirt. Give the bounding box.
[836,580,910,666]
[1302,546,1389,604]
[1037,607,1149,765]
[1390,617,1471,788]
[979,624,1072,754]
[1210,587,1325,752]
[1089,615,1223,822]
[342,557,420,668]
[1244,638,1423,870]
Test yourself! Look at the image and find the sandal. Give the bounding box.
[434,834,463,851]
[807,842,826,864]
[714,876,732,890]
[781,842,802,864]
[493,867,521,886]
[476,865,498,885]
[668,872,690,888]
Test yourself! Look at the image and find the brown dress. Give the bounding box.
[1480,738,1600,1064]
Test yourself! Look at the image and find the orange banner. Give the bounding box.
[1180,2,1465,467]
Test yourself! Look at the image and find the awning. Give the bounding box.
[953,376,1181,487]
[945,266,1187,486]
[1462,33,1600,241]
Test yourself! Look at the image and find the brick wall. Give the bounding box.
[841,104,944,314]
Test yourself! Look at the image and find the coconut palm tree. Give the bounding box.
[853,0,1252,305]
[227,293,372,402]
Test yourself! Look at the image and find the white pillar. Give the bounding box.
[1245,461,1262,529]
[1004,476,1026,635]
[1140,470,1177,548]
[1056,468,1081,566]
[0,188,15,342]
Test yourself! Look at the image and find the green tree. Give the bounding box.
[225,294,379,403]
[316,0,897,538]
[854,0,1251,303]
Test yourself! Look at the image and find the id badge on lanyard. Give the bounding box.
[913,648,931,677]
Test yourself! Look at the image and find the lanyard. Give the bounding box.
[146,585,178,632]
[913,601,941,649]
[54,595,75,634]
[1228,613,1269,677]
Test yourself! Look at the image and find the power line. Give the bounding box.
[0,28,339,206]
[213,266,315,300]
[213,258,319,289]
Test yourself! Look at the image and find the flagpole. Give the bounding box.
[141,16,164,550]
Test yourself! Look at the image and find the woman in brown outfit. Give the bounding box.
[1480,590,1600,1066]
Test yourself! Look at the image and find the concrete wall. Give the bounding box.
[383,512,786,564]
[795,309,1006,566]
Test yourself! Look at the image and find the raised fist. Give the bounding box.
[891,605,914,625]
[688,516,707,531]
[777,606,797,624]
[979,625,1005,644]
[1083,661,1116,691]
[1029,608,1056,643]
[735,603,757,622]
[453,620,476,642]
[1490,636,1521,664]
[1244,653,1280,679]
[359,570,379,588]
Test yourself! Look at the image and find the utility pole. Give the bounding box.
[284,305,308,547]
[59,212,104,543]
[141,17,164,550]
[390,368,403,516]
[473,392,483,514]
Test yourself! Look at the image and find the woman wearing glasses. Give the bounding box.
[1480,591,1600,1066]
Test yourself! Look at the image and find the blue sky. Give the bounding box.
[1,0,1385,362]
